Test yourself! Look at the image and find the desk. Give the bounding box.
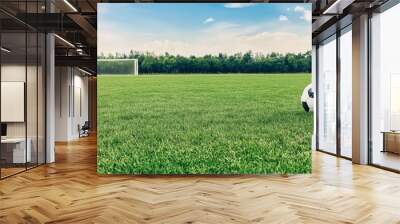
[1,138,31,163]
[382,131,400,154]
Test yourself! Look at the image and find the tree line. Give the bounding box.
[98,51,311,74]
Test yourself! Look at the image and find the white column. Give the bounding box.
[54,67,75,141]
[352,14,369,164]
[312,45,317,150]
[46,33,55,163]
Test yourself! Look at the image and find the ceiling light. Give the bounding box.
[78,67,93,76]
[323,0,354,15]
[63,0,78,12]
[76,49,84,55]
[54,34,75,48]
[1,47,11,53]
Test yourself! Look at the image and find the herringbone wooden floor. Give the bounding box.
[1,135,400,224]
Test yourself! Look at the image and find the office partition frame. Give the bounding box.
[315,23,352,161]
[315,0,400,173]
[367,0,400,173]
[0,0,48,180]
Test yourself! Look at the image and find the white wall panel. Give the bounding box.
[1,82,24,122]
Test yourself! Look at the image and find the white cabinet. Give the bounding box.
[1,138,32,163]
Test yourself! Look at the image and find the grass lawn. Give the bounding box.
[97,74,313,174]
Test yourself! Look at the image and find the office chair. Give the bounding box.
[79,121,90,138]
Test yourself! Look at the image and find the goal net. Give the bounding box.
[97,59,139,76]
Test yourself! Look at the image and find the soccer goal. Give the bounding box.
[97,59,139,76]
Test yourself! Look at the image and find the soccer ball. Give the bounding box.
[301,84,314,112]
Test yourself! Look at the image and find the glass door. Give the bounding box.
[27,30,38,169]
[339,26,352,158]
[317,35,337,154]
[370,3,400,171]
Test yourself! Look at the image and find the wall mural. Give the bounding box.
[97,3,313,174]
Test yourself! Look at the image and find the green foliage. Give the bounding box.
[97,74,313,174]
[97,51,311,74]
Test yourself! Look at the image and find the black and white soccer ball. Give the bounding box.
[301,84,314,112]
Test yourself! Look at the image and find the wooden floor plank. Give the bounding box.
[1,135,400,223]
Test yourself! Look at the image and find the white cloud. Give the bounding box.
[279,15,288,21]
[294,6,305,12]
[223,3,256,8]
[98,21,311,57]
[300,10,312,22]
[291,5,311,22]
[203,17,215,24]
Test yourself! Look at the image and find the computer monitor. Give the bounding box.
[1,123,7,137]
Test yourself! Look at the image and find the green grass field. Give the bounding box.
[97,74,313,174]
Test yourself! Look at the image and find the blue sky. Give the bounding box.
[98,3,311,56]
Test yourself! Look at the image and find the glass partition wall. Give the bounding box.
[317,35,337,154]
[0,30,27,177]
[316,25,352,159]
[339,26,352,159]
[317,1,400,171]
[370,3,400,171]
[0,3,46,179]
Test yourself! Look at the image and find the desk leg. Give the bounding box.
[382,133,386,153]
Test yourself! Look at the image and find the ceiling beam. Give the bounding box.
[322,0,355,14]
[55,55,96,71]
[67,13,97,39]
